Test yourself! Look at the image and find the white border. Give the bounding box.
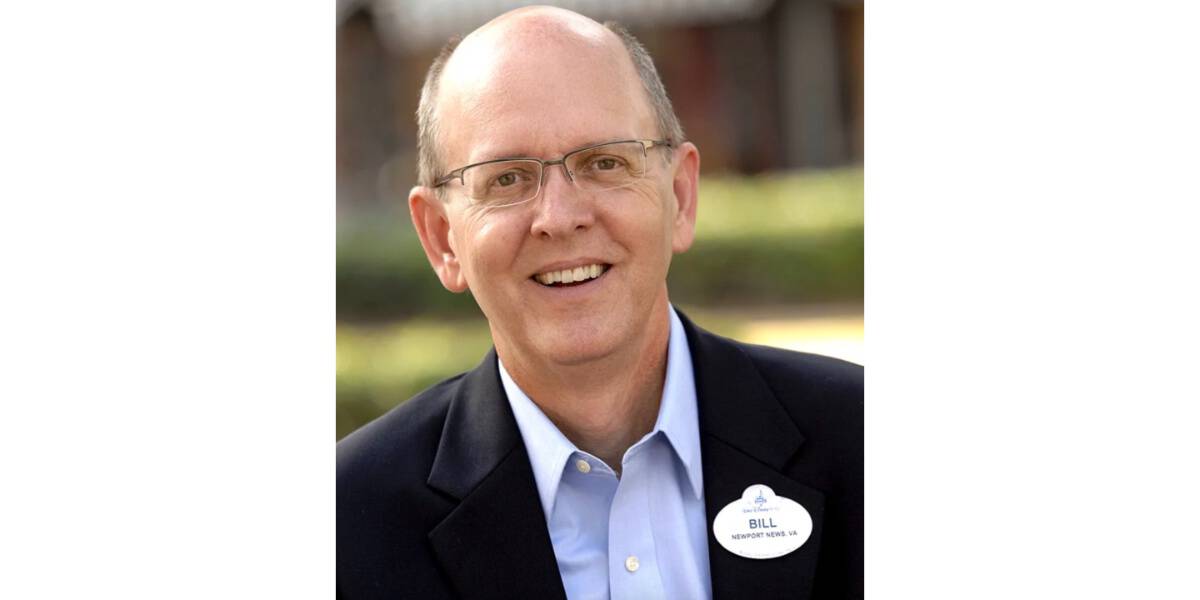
[868,1,1200,597]
[1,2,334,597]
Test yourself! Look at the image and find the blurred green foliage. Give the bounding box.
[336,167,862,439]
[693,168,864,239]
[337,319,494,439]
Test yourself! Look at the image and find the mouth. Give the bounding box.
[531,263,611,287]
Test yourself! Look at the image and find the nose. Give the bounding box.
[529,161,595,240]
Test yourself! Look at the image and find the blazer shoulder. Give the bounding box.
[679,311,862,427]
[337,374,470,598]
[735,339,863,431]
[337,373,463,489]
[740,341,862,394]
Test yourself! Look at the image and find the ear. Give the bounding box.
[669,141,700,254]
[409,186,469,293]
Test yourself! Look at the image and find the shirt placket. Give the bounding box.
[607,443,664,600]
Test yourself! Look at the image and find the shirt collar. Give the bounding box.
[498,358,577,523]
[656,306,704,500]
[500,306,704,521]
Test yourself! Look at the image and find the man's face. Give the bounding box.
[412,15,698,368]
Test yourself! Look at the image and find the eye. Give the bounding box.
[588,156,624,171]
[491,170,529,188]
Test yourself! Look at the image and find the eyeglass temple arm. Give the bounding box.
[433,169,464,188]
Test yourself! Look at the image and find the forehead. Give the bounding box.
[436,19,656,165]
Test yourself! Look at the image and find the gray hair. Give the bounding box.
[603,21,685,153]
[414,22,685,188]
[415,36,462,189]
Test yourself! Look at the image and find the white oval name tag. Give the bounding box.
[712,484,812,559]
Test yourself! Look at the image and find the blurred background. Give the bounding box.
[336,0,864,440]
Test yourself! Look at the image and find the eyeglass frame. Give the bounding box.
[431,138,675,204]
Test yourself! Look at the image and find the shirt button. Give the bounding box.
[574,459,591,474]
[625,555,640,573]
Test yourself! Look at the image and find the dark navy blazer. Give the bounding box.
[337,313,863,599]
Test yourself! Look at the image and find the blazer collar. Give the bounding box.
[426,349,521,499]
[425,350,568,600]
[679,310,826,600]
[679,310,806,468]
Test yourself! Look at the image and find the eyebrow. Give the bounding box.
[467,137,637,164]
[467,147,535,164]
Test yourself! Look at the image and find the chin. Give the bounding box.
[530,324,623,366]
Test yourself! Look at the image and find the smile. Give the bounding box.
[532,263,610,287]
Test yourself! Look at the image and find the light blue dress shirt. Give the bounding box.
[499,307,712,600]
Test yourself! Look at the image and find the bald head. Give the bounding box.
[439,8,644,149]
[414,7,684,187]
[469,5,618,53]
[445,8,626,92]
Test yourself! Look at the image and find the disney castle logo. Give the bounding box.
[741,486,777,514]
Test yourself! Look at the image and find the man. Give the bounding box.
[337,6,862,600]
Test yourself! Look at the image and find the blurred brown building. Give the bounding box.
[337,0,863,213]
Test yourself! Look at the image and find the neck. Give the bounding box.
[499,299,673,473]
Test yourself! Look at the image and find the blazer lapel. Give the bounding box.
[681,313,827,600]
[425,350,567,600]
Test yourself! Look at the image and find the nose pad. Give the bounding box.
[541,160,575,186]
[533,160,577,202]
[528,159,593,237]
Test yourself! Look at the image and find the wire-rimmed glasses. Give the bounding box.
[433,139,673,208]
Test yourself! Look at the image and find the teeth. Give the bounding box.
[534,263,606,286]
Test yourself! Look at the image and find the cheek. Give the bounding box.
[630,184,677,248]
[604,194,676,274]
[455,214,525,279]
